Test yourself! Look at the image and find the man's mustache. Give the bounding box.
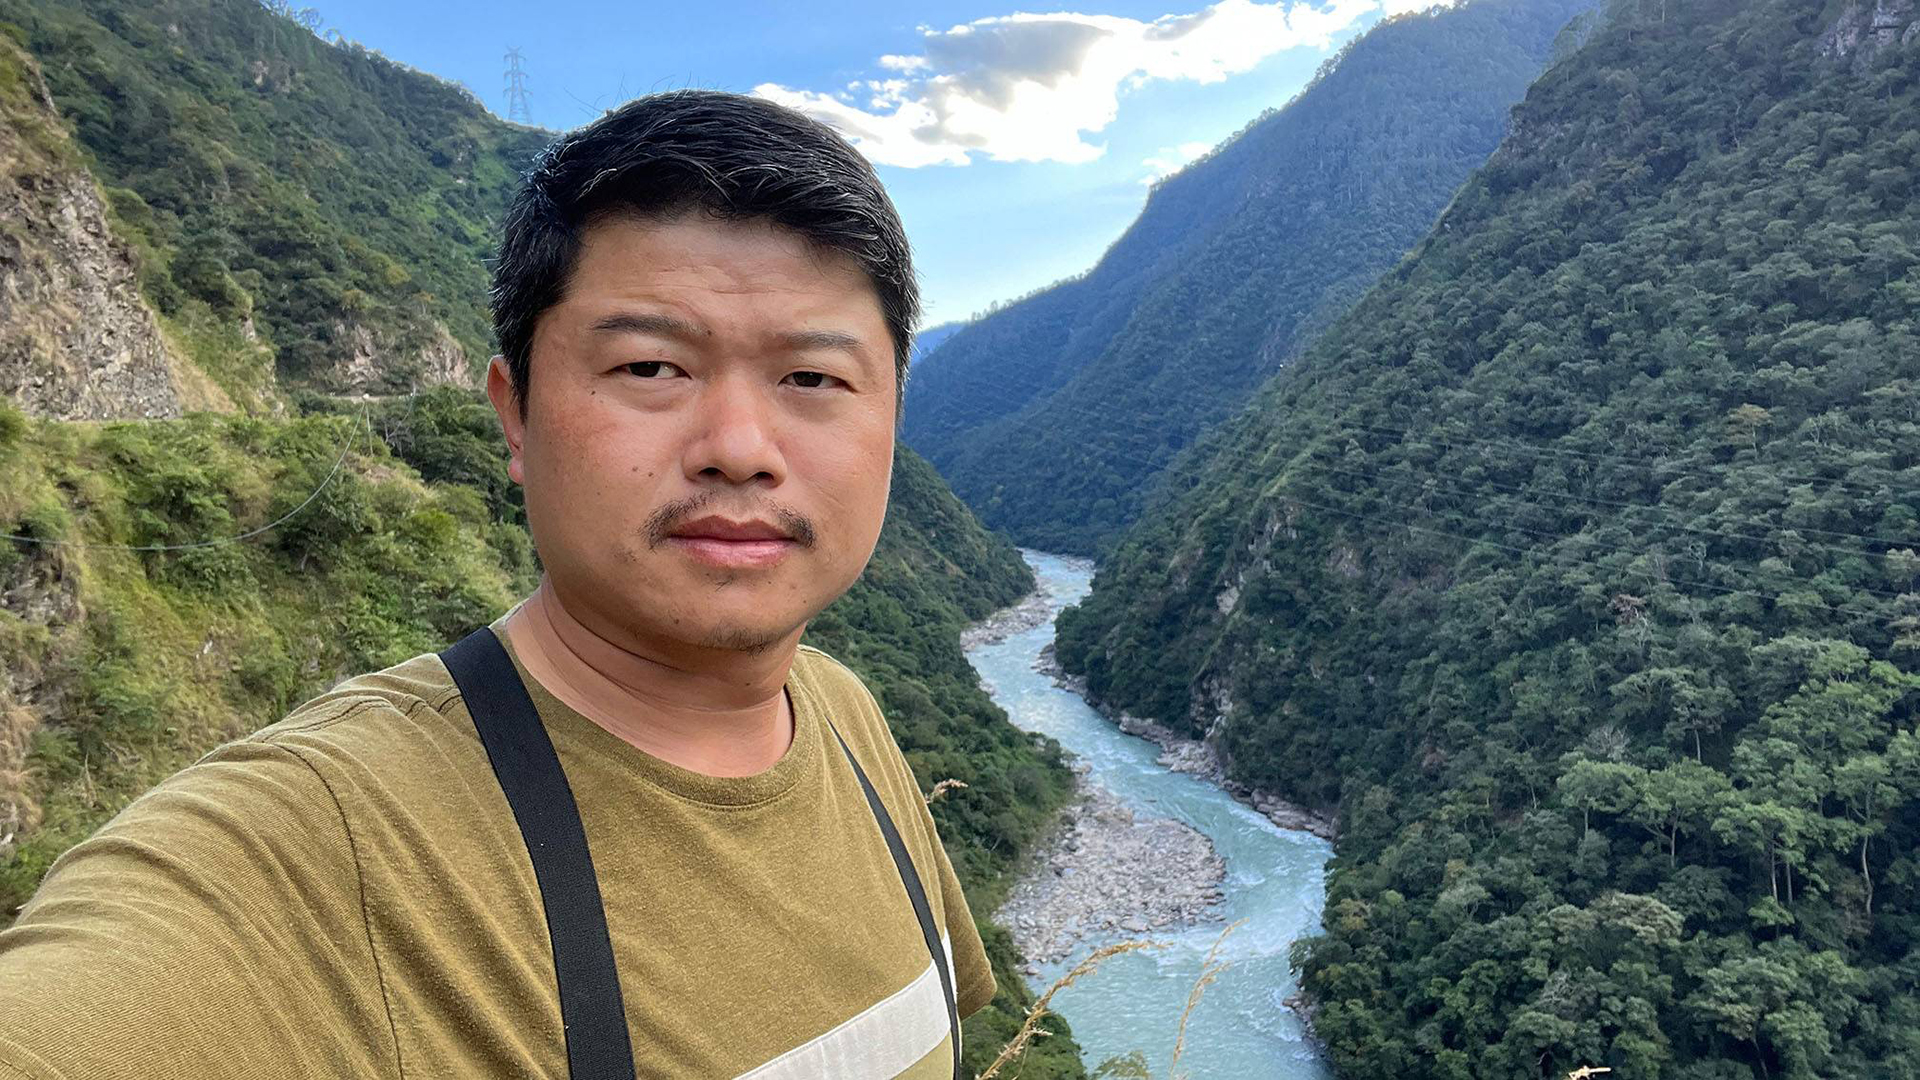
[645,496,817,547]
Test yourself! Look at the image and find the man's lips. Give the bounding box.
[666,535,795,568]
[664,517,799,568]
[668,515,794,541]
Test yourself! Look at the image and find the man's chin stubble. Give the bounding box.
[629,616,796,657]
[703,624,791,656]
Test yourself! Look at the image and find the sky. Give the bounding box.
[314,0,1451,325]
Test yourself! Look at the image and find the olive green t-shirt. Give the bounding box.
[0,610,995,1078]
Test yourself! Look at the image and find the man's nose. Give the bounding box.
[685,370,785,486]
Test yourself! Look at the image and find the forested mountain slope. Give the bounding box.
[0,0,546,401]
[902,0,1597,556]
[1058,0,1920,1076]
[0,3,1088,1071]
[910,320,966,367]
[0,32,208,421]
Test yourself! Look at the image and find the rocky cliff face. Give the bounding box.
[1820,0,1919,66]
[321,316,476,396]
[0,37,186,421]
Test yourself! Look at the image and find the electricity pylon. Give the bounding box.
[503,47,532,125]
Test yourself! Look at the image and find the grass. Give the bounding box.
[977,938,1163,1080]
[0,408,530,917]
[976,921,1251,1080]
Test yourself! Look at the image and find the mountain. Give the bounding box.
[901,0,1600,556]
[0,31,210,420]
[1056,0,1920,1075]
[0,4,1088,1072]
[0,0,547,402]
[910,320,967,367]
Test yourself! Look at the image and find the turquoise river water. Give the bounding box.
[964,550,1333,1078]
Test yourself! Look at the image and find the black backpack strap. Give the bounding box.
[824,718,964,1080]
[441,627,638,1080]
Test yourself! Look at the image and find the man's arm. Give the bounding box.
[919,805,998,1020]
[0,735,395,1079]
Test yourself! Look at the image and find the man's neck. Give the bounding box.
[501,578,797,777]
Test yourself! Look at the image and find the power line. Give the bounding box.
[1080,406,1917,546]
[911,395,1920,520]
[995,401,1918,503]
[1313,420,1920,548]
[1115,406,1914,503]
[0,412,367,553]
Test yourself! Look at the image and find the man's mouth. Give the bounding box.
[665,516,799,568]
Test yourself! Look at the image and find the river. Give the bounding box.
[964,549,1334,1079]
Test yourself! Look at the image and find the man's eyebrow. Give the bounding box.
[779,329,869,355]
[589,315,875,368]
[588,312,705,338]
[589,315,864,355]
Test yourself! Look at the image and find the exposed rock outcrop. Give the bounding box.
[1820,0,1919,66]
[0,39,185,421]
[322,316,475,395]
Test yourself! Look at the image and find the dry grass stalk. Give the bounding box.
[1166,919,1245,1080]
[0,698,44,849]
[976,938,1161,1080]
[925,778,969,805]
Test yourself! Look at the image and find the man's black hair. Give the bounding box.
[489,89,918,418]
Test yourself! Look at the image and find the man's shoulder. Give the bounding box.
[241,649,473,768]
[794,643,872,698]
[793,643,921,784]
[103,649,499,876]
[793,643,889,732]
[7,655,471,930]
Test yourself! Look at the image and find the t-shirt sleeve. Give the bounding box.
[0,733,395,1080]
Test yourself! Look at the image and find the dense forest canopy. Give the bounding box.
[903,0,1599,557]
[1057,0,1920,1075]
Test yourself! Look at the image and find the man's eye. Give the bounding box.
[786,371,842,389]
[623,361,682,379]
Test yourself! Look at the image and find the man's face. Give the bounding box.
[488,210,897,657]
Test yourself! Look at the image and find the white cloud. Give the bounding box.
[753,0,1379,168]
[1141,140,1214,184]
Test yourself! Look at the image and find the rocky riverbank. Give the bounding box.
[957,579,1058,650]
[1035,643,1340,842]
[994,772,1227,971]
[965,573,1230,973]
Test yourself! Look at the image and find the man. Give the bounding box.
[0,90,995,1078]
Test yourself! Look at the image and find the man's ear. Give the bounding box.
[485,355,528,486]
